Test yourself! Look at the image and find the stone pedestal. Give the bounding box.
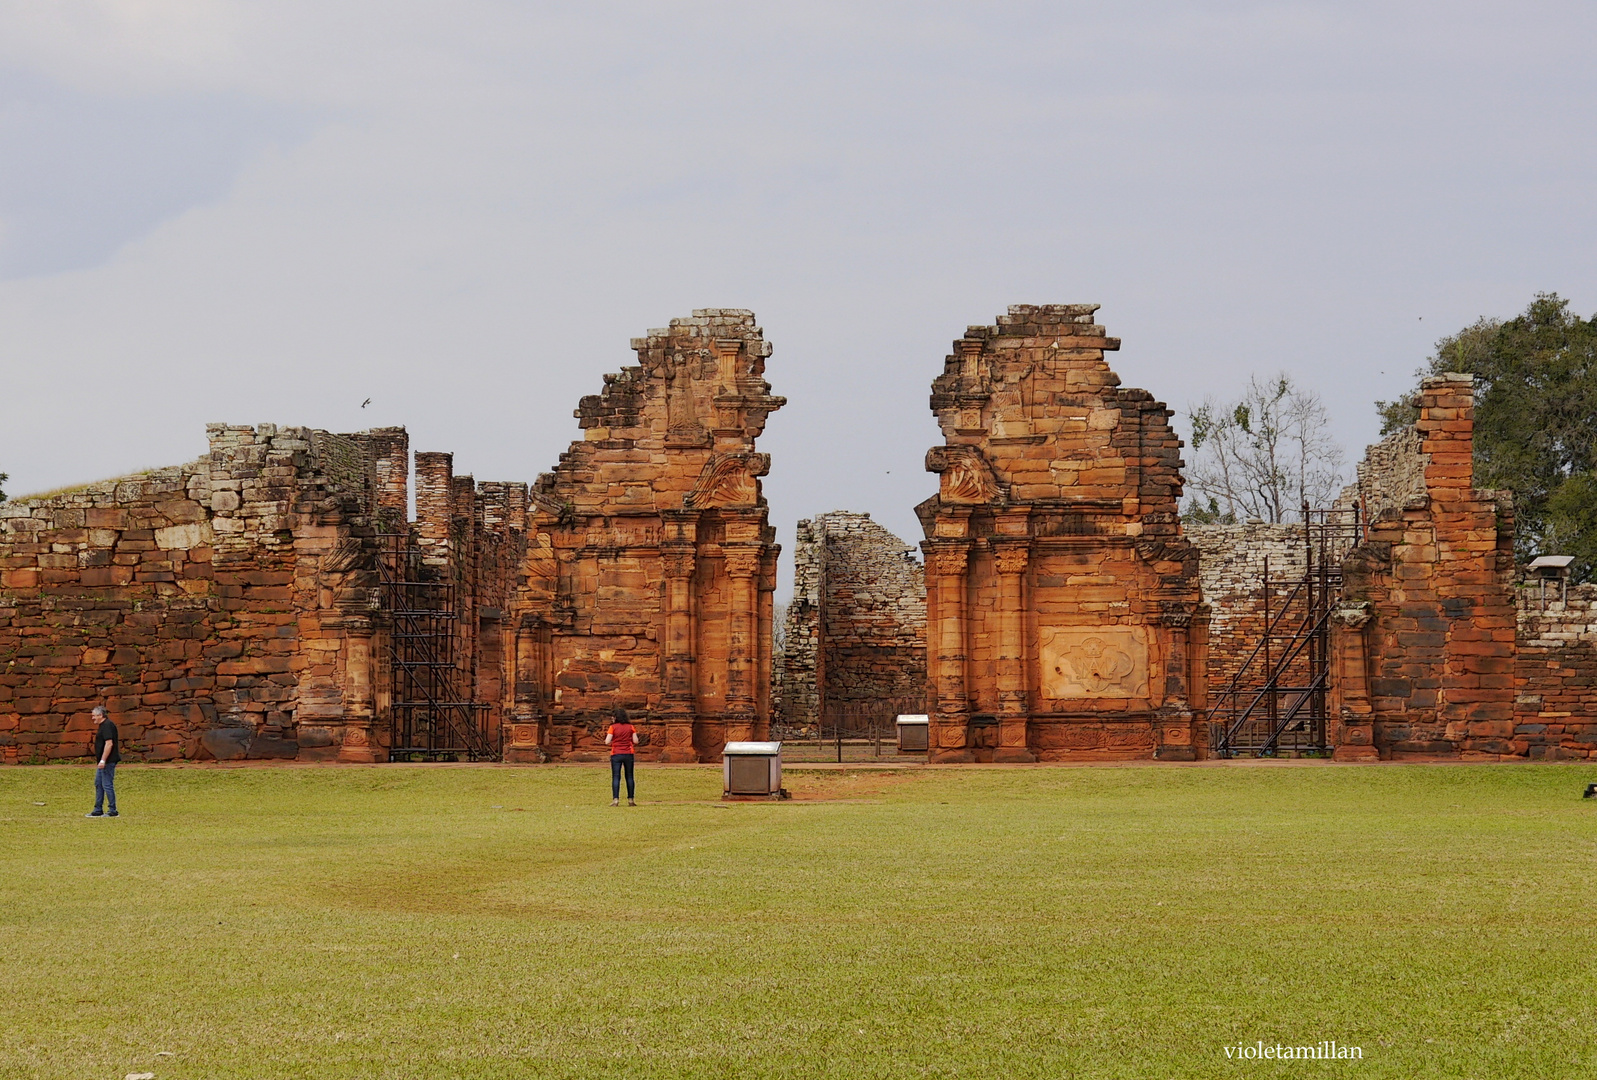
[503,715,545,763]
[337,721,381,763]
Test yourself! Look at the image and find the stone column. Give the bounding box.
[723,548,760,745]
[414,451,454,569]
[926,543,971,761]
[1153,604,1197,761]
[992,542,1035,762]
[368,427,410,525]
[1331,601,1379,761]
[659,542,699,762]
[338,620,381,763]
[505,615,545,763]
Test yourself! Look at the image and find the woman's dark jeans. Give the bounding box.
[610,754,635,799]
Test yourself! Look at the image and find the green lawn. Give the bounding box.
[3,762,1595,1079]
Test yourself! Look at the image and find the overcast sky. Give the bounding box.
[2,1,1593,597]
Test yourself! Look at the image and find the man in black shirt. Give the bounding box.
[86,706,119,818]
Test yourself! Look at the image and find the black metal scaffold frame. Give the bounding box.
[377,531,498,761]
[1209,504,1365,758]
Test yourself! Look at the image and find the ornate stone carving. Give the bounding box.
[661,548,696,579]
[925,445,1005,505]
[684,452,770,509]
[993,544,1030,576]
[724,550,761,578]
[1039,627,1150,698]
[1159,601,1197,628]
[927,546,969,577]
[1333,600,1374,629]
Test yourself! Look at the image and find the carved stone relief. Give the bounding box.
[1039,627,1150,699]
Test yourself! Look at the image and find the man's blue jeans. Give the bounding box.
[93,764,117,814]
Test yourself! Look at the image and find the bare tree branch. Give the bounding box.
[1185,374,1344,523]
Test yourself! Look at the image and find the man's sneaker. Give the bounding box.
[85,811,103,818]
[611,799,619,807]
[106,811,119,817]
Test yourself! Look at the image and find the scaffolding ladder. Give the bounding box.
[1209,505,1363,758]
[378,532,497,761]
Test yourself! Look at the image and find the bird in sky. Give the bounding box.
[361,398,372,408]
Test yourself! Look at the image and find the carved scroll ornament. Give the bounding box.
[685,452,770,509]
[926,445,1005,505]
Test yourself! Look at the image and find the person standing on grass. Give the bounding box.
[86,705,119,819]
[605,707,638,807]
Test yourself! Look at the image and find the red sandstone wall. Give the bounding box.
[0,425,393,762]
[919,305,1207,762]
[1513,585,1597,759]
[1339,377,1519,758]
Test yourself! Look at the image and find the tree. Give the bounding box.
[1184,373,1345,524]
[1376,293,1597,581]
[0,468,7,504]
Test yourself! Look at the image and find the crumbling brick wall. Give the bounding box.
[1337,376,1519,758]
[777,511,926,731]
[1343,425,1428,520]
[0,424,397,762]
[1513,585,1597,759]
[776,520,823,731]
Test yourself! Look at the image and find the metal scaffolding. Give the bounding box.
[1209,505,1364,758]
[378,532,497,761]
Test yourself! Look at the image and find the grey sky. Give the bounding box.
[2,1,1593,598]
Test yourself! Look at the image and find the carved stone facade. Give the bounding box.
[511,310,785,763]
[916,305,1208,761]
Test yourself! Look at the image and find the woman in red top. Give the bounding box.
[605,707,638,806]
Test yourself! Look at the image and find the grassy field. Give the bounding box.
[3,762,1595,1079]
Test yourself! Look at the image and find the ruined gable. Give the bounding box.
[511,310,786,763]
[918,305,1207,761]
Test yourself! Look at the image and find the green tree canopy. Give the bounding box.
[1377,293,1597,581]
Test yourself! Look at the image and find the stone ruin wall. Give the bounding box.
[1337,424,1428,520]
[0,425,397,763]
[919,305,1207,762]
[1515,585,1597,758]
[776,511,927,732]
[775,520,823,731]
[1187,523,1309,707]
[0,423,535,765]
[1336,376,1520,759]
[8,316,1595,768]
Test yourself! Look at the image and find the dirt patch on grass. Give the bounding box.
[783,769,922,801]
